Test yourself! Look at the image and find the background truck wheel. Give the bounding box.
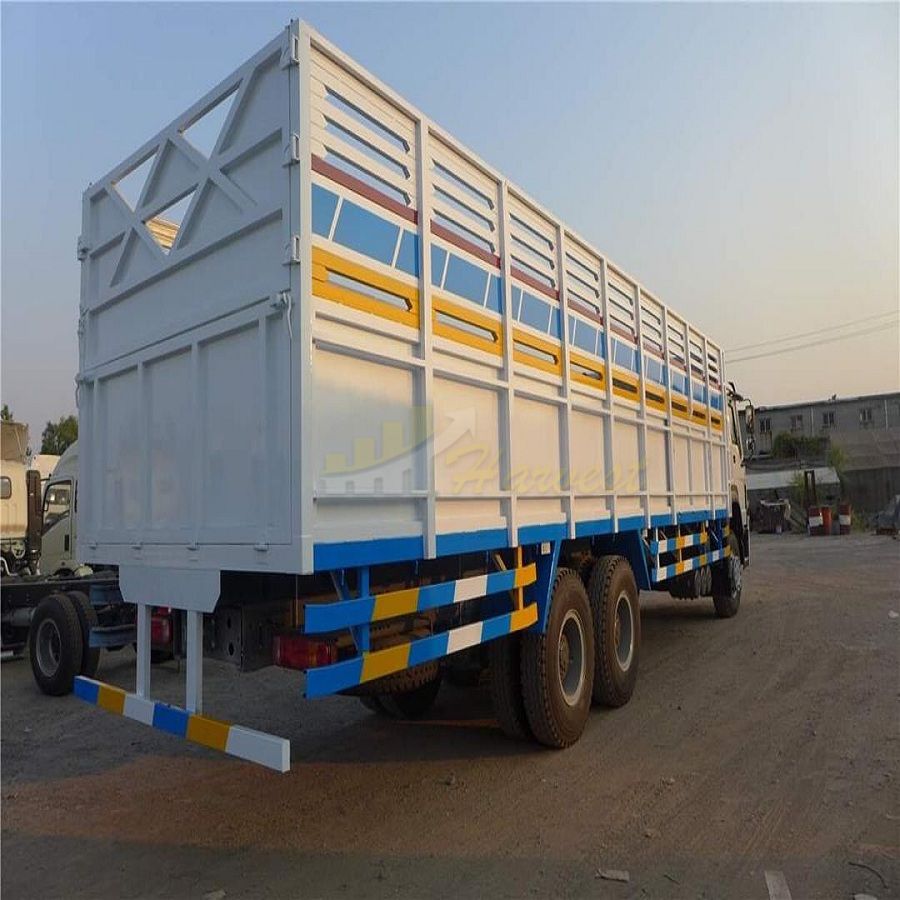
[28,593,84,696]
[380,673,442,719]
[488,633,531,739]
[132,644,174,665]
[520,568,595,748]
[357,662,442,719]
[587,556,640,708]
[446,646,485,687]
[67,590,101,678]
[359,695,389,715]
[713,533,742,618]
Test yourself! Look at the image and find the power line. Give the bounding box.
[727,319,899,364]
[725,309,898,355]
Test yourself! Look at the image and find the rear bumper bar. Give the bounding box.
[73,676,290,773]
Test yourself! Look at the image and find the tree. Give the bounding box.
[41,415,78,455]
[826,443,847,476]
[771,432,828,461]
[0,404,12,422]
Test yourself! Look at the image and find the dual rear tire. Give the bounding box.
[489,556,641,748]
[359,662,443,720]
[712,533,742,618]
[520,569,595,747]
[585,556,640,708]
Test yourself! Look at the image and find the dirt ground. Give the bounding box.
[2,533,898,899]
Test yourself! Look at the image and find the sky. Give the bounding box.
[2,2,898,444]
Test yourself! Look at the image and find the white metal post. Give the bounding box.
[297,23,315,573]
[702,334,714,516]
[137,361,148,554]
[661,305,677,525]
[634,287,650,527]
[599,257,617,529]
[556,226,576,539]
[498,182,517,547]
[415,118,437,558]
[135,602,151,698]
[185,610,203,713]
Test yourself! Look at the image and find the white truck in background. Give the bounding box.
[1,421,41,576]
[0,424,82,578]
[69,21,752,772]
[2,436,177,695]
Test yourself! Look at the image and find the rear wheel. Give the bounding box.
[359,694,389,715]
[360,662,442,719]
[380,674,442,719]
[713,533,742,618]
[520,569,594,748]
[488,633,531,739]
[446,647,484,687]
[28,593,84,696]
[132,644,174,665]
[587,556,640,708]
[67,590,100,678]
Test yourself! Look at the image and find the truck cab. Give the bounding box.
[727,386,753,564]
[1,421,42,575]
[39,442,84,577]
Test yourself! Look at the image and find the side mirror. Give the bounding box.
[746,436,755,456]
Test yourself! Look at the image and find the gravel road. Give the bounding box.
[2,533,898,899]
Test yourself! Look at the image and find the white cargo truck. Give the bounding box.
[72,21,750,771]
[1,421,42,576]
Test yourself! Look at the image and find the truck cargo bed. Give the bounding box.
[78,21,730,581]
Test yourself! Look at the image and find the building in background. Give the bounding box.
[739,391,900,516]
[747,392,900,454]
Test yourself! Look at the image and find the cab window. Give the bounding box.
[0,476,10,500]
[43,480,72,533]
[728,403,741,449]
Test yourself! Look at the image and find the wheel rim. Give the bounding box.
[557,609,586,706]
[35,618,62,678]
[614,591,634,671]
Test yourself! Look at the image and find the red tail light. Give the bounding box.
[273,634,337,670]
[151,613,172,647]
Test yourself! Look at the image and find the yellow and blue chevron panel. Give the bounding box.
[652,546,729,582]
[650,529,708,555]
[304,563,536,633]
[73,676,290,772]
[305,603,537,698]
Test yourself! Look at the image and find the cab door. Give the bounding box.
[41,478,75,575]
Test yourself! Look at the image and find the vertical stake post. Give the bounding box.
[185,610,203,713]
[135,602,151,698]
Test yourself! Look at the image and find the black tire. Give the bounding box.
[132,643,174,665]
[446,647,485,688]
[587,556,640,708]
[713,533,742,618]
[380,672,442,719]
[28,593,84,696]
[488,633,531,739]
[360,694,389,715]
[576,554,597,588]
[361,660,439,694]
[520,568,595,748]
[67,591,101,678]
